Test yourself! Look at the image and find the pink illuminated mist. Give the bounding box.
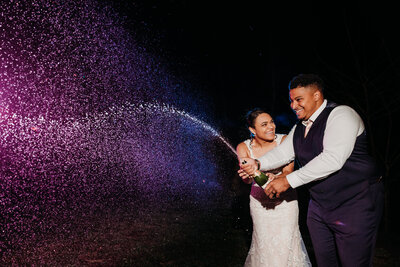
[0,0,237,260]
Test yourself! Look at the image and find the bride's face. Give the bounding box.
[250,113,276,141]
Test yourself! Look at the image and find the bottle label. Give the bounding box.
[261,179,271,189]
[261,183,268,190]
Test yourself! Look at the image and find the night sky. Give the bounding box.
[108,1,399,142]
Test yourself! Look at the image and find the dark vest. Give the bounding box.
[293,102,381,210]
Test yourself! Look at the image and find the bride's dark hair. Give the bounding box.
[245,108,273,145]
[246,108,269,128]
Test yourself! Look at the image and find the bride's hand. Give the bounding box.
[239,157,258,176]
[238,169,253,184]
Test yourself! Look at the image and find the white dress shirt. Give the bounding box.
[257,99,365,188]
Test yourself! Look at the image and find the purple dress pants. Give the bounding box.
[307,181,384,267]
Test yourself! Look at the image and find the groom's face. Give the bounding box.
[289,86,321,120]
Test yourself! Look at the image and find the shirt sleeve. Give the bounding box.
[257,125,296,171]
[286,105,365,188]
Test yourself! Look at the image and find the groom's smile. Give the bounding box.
[289,86,321,121]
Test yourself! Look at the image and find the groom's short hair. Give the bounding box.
[289,74,324,93]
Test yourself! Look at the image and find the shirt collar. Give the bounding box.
[302,99,327,126]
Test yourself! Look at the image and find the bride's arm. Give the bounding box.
[236,142,253,184]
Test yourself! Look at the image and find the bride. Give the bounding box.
[236,108,311,267]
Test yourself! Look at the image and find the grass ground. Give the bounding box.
[1,201,399,266]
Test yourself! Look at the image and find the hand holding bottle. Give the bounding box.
[240,159,270,189]
[239,157,258,175]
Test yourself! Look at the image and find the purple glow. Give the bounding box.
[0,0,236,262]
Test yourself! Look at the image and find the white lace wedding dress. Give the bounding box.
[244,134,311,267]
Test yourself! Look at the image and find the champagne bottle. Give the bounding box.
[253,170,269,189]
[242,160,269,189]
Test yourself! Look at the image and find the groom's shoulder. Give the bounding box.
[332,104,358,114]
[330,104,363,122]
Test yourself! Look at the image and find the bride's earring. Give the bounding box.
[250,132,256,149]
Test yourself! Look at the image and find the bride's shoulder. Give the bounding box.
[237,139,252,149]
[276,133,286,138]
[236,140,251,157]
[237,139,251,147]
[275,133,286,142]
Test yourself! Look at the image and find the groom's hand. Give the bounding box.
[265,175,291,198]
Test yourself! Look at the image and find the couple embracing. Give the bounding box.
[237,74,384,267]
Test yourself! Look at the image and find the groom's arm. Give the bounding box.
[257,125,296,171]
[286,105,363,188]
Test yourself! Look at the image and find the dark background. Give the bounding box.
[108,0,400,233]
[1,1,398,265]
[108,1,399,132]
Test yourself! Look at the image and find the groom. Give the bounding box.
[239,74,384,267]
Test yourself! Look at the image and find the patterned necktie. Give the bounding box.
[304,120,313,137]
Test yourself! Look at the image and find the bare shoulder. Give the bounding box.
[236,142,250,158]
[281,134,288,142]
